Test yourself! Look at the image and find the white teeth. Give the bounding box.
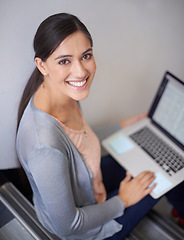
[68,79,87,87]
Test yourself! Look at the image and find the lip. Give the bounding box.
[66,77,89,90]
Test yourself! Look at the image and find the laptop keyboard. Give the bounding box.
[130,126,184,176]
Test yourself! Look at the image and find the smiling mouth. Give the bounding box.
[67,77,89,87]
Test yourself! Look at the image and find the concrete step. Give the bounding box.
[126,210,184,240]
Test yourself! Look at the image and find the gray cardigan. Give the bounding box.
[16,97,125,240]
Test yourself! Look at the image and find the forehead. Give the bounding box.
[52,31,91,57]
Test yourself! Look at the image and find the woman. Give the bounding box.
[16,13,184,239]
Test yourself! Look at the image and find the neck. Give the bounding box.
[34,83,77,123]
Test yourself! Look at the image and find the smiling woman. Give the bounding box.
[16,13,94,131]
[16,13,184,240]
[33,31,96,125]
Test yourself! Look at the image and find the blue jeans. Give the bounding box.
[101,155,184,240]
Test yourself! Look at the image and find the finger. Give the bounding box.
[125,171,132,181]
[138,111,148,119]
[135,172,156,190]
[121,172,132,184]
[137,171,155,181]
[136,171,149,179]
[126,171,132,178]
[143,173,156,188]
[145,182,157,195]
[119,172,132,188]
[139,183,157,201]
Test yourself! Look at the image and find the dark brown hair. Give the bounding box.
[17,13,93,131]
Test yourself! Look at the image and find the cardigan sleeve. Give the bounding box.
[28,146,125,238]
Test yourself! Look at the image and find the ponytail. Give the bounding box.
[17,68,43,132]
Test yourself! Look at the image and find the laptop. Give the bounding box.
[102,71,184,198]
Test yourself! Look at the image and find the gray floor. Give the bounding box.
[129,197,184,240]
[153,196,173,220]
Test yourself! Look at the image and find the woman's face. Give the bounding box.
[36,31,96,102]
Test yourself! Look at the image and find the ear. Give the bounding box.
[35,57,48,76]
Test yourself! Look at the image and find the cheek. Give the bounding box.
[49,67,70,81]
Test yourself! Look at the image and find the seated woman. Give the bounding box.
[16,13,184,240]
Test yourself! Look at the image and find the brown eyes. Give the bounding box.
[59,53,92,65]
[59,59,70,65]
[82,53,92,60]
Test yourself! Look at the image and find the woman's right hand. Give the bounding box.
[117,171,156,208]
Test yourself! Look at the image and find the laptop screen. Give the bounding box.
[150,72,184,150]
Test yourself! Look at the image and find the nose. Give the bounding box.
[72,60,87,79]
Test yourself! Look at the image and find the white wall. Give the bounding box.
[1,0,184,168]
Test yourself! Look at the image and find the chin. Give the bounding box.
[75,94,89,102]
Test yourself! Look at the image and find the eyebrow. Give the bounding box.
[83,48,93,55]
[55,48,93,60]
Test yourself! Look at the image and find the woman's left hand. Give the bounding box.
[119,111,148,128]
